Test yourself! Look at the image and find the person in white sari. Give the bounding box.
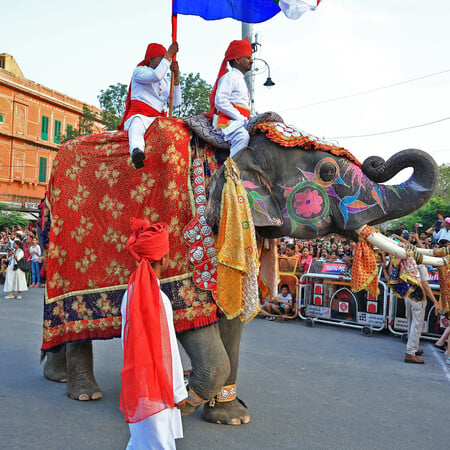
[4,240,28,299]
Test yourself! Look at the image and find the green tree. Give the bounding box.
[0,203,29,229]
[173,73,211,117]
[98,83,128,131]
[60,106,99,143]
[435,163,450,203]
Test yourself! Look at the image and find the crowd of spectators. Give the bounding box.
[0,225,44,299]
[261,211,450,321]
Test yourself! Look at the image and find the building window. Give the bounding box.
[54,120,62,143]
[41,116,49,140]
[39,157,47,182]
[66,124,73,140]
[0,114,3,123]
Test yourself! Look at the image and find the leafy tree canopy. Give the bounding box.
[173,73,212,117]
[0,203,29,229]
[98,83,128,131]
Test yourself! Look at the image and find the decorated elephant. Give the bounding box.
[41,116,438,425]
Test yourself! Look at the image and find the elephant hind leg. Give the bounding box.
[178,323,231,416]
[66,341,102,401]
[43,344,68,383]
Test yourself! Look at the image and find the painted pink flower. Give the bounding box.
[294,189,323,217]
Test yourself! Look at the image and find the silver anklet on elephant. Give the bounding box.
[216,384,237,403]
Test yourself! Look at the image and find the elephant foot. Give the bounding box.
[202,398,250,425]
[67,379,102,401]
[66,342,102,401]
[43,347,68,383]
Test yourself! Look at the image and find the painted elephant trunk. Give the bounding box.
[362,149,438,225]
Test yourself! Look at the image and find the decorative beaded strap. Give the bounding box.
[186,388,208,408]
[216,384,237,403]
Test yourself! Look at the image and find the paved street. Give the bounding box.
[1,287,449,450]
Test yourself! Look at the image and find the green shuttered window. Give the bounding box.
[54,120,61,143]
[39,157,47,182]
[41,116,49,140]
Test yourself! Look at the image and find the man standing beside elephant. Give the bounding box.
[208,38,253,158]
[117,42,182,169]
[121,219,187,449]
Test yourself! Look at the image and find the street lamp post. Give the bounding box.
[241,23,275,115]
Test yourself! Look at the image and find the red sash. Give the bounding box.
[118,100,167,130]
[215,104,251,129]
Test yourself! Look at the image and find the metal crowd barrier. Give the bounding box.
[297,260,388,336]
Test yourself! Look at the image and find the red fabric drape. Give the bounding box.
[120,219,174,423]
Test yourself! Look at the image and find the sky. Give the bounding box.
[2,0,449,177]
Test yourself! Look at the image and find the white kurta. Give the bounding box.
[124,58,182,130]
[213,67,250,135]
[124,58,182,155]
[213,67,251,156]
[121,282,187,450]
[3,249,28,293]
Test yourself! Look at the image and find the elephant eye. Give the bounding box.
[318,162,337,183]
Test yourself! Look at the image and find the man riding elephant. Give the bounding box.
[117,41,182,169]
[209,38,253,158]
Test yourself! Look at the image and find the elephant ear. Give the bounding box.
[206,159,283,229]
[241,170,283,228]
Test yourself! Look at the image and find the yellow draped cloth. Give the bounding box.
[216,158,260,322]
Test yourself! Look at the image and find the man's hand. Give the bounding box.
[166,41,179,60]
[170,61,179,74]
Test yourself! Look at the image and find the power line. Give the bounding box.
[280,68,450,113]
[326,116,450,140]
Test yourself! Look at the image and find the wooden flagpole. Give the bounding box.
[168,3,177,118]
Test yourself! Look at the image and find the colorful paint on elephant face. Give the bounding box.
[286,181,329,226]
[279,159,385,232]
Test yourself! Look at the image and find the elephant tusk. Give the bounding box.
[354,226,447,267]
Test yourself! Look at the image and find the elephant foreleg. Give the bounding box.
[66,341,102,401]
[178,322,230,417]
[202,317,250,425]
[43,344,68,383]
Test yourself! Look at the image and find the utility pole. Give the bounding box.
[241,22,256,115]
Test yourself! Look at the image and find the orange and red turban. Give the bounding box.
[120,218,174,423]
[206,38,253,118]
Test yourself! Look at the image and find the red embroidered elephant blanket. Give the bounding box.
[42,118,220,351]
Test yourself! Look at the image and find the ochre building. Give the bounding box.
[0,53,103,219]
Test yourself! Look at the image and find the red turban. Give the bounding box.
[206,38,253,118]
[120,219,174,423]
[140,43,167,67]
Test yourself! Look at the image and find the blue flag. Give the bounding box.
[172,0,281,23]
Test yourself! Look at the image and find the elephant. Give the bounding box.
[42,117,438,425]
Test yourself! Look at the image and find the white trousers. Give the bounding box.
[124,115,157,155]
[214,121,250,158]
[405,298,426,355]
